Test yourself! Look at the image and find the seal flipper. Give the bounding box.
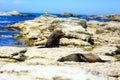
[77,54,88,62]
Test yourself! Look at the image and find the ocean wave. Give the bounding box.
[0,30,20,35]
[0,14,11,16]
[0,21,12,24]
[0,35,12,38]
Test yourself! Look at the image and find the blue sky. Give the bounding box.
[0,0,120,15]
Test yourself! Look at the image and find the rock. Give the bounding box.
[87,21,120,46]
[1,13,119,79]
[77,19,87,31]
[0,63,115,80]
[0,47,119,80]
[0,47,27,61]
[60,38,91,47]
[25,47,86,61]
[114,49,120,54]
[0,11,34,17]
[78,62,120,78]
[10,12,35,17]
[10,14,90,47]
[61,12,78,17]
[92,44,120,61]
[7,11,20,15]
[86,14,120,21]
[105,14,120,21]
[85,15,95,18]
[99,55,117,62]
[105,49,120,56]
[87,20,106,28]
[1,26,20,31]
[92,45,118,55]
[9,14,120,48]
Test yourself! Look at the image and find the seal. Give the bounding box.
[58,53,107,62]
[87,36,94,45]
[45,30,64,48]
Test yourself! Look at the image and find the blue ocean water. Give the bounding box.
[0,13,109,46]
[0,13,41,46]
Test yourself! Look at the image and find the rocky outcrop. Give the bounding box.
[85,14,120,21]
[96,14,120,21]
[0,47,27,61]
[10,14,90,47]
[0,47,119,80]
[87,20,120,46]
[61,12,78,17]
[1,14,120,80]
[7,14,120,61]
[0,11,34,17]
[9,14,120,51]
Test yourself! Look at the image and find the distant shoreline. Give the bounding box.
[0,11,35,17]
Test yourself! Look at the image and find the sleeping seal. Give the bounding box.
[58,53,107,62]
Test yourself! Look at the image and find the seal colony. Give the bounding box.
[39,30,108,63]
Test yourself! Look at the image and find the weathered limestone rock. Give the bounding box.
[92,45,118,55]
[1,14,120,80]
[11,14,90,47]
[0,11,34,17]
[85,14,120,21]
[0,63,116,80]
[0,47,27,61]
[61,12,78,17]
[87,21,120,47]
[0,47,118,80]
[7,14,120,51]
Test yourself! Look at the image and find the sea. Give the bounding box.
[0,13,110,47]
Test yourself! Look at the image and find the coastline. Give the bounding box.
[0,46,119,80]
[0,13,120,80]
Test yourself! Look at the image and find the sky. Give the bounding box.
[0,0,120,15]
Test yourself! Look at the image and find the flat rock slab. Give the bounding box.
[0,47,119,80]
[0,63,116,80]
[0,46,27,61]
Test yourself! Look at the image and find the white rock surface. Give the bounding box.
[0,47,119,80]
[0,63,116,80]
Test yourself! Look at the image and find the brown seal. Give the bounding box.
[45,30,64,48]
[58,53,107,62]
[87,36,94,45]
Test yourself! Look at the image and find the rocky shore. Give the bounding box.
[0,11,34,17]
[85,14,120,21]
[61,12,78,17]
[0,14,120,80]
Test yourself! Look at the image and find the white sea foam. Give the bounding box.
[0,21,12,23]
[0,35,12,38]
[0,13,11,16]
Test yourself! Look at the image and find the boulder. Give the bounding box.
[0,46,27,61]
[92,45,118,55]
[0,63,116,80]
[0,47,119,80]
[61,12,78,17]
[0,11,34,17]
[8,14,120,49]
[10,14,90,47]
